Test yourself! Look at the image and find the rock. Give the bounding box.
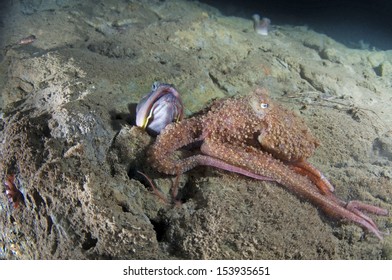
[367,52,385,68]
[373,131,392,161]
[374,61,392,77]
[319,48,342,63]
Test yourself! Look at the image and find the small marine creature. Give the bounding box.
[16,35,36,45]
[252,14,271,36]
[3,35,37,55]
[136,82,184,135]
[148,88,388,239]
[4,174,23,208]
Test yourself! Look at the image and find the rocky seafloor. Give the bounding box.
[0,0,392,259]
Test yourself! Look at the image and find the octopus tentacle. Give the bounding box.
[148,117,203,174]
[192,155,275,181]
[201,139,387,239]
[149,118,275,181]
[288,161,335,194]
[346,200,388,216]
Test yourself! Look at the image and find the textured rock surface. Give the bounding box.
[0,0,391,259]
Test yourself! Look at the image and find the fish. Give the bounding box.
[136,82,184,135]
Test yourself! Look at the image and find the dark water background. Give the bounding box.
[0,0,391,50]
[200,0,392,50]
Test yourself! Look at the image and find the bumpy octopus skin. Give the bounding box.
[148,88,388,239]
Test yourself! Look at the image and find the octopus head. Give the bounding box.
[251,88,319,161]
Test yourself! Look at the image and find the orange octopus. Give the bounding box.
[147,88,388,239]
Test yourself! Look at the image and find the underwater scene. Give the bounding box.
[0,0,391,260]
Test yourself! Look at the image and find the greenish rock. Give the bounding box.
[368,52,385,68]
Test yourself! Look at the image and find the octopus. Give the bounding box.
[146,87,388,239]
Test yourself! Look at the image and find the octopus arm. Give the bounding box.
[200,139,387,239]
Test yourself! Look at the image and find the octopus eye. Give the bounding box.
[260,103,269,109]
